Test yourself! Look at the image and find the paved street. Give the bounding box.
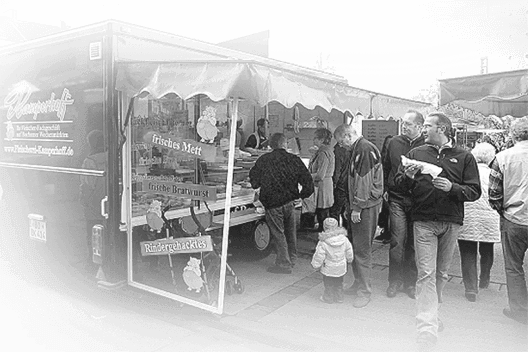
[2,227,527,352]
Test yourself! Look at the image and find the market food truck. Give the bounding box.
[0,21,351,314]
[0,20,431,314]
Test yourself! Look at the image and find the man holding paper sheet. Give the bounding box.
[394,112,481,352]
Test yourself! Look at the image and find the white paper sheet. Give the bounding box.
[401,155,443,179]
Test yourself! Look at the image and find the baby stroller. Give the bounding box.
[142,201,244,306]
[175,201,244,295]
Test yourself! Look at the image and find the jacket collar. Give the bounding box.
[428,139,454,153]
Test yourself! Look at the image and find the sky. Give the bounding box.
[2,0,527,100]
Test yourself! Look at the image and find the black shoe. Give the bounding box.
[416,331,438,352]
[375,229,390,243]
[386,282,402,298]
[405,286,416,299]
[503,307,528,325]
[465,292,477,302]
[479,279,490,289]
[320,288,334,304]
[267,265,292,274]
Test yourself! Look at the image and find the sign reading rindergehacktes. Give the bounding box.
[140,236,213,256]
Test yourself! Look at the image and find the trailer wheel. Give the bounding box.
[232,220,273,261]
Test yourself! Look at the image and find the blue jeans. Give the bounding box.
[388,201,417,288]
[500,217,528,318]
[414,221,460,339]
[265,201,297,269]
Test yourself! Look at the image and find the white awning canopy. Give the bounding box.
[116,60,371,113]
[439,69,528,117]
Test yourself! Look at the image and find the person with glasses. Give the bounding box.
[334,124,383,308]
[383,110,426,300]
[394,112,481,352]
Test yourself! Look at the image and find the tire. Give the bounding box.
[231,220,273,261]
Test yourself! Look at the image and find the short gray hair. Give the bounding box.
[269,133,287,150]
[472,142,496,164]
[334,124,356,138]
[511,117,528,142]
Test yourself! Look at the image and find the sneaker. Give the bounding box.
[465,292,477,302]
[479,279,490,289]
[405,286,416,299]
[267,266,292,274]
[319,296,332,304]
[503,307,528,325]
[417,333,437,352]
[386,281,403,298]
[353,296,370,308]
[335,287,344,303]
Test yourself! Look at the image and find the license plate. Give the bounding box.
[29,216,46,242]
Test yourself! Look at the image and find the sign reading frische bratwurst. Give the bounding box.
[140,236,213,256]
[142,180,217,201]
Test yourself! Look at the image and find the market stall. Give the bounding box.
[439,69,528,117]
[115,60,375,313]
[0,20,436,316]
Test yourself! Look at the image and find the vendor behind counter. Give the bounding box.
[244,118,269,153]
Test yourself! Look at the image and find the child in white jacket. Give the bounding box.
[311,217,354,303]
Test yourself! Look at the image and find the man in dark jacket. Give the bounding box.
[383,110,425,299]
[334,124,383,308]
[329,141,351,228]
[394,112,481,351]
[249,133,314,274]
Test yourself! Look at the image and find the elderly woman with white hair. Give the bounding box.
[457,142,500,302]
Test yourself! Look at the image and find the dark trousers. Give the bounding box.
[330,188,348,228]
[322,275,344,301]
[458,240,494,294]
[388,201,417,288]
[315,207,330,231]
[348,203,382,298]
[265,201,297,269]
[500,217,528,317]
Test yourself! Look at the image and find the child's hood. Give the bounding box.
[318,228,348,246]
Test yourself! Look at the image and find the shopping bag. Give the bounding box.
[301,187,318,214]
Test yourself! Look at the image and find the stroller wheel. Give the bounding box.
[234,281,244,294]
[225,280,233,295]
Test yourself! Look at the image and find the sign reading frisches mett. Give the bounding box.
[142,180,217,201]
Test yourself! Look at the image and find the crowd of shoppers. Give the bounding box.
[249,112,527,352]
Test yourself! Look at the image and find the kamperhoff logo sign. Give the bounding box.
[4,83,74,121]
